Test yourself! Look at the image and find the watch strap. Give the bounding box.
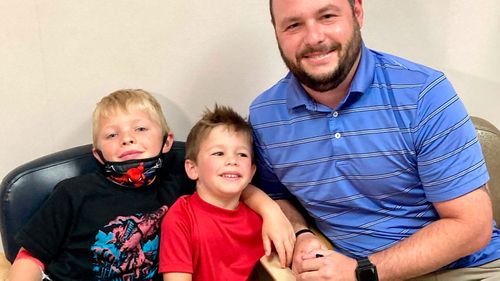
[357,257,372,267]
[356,257,378,281]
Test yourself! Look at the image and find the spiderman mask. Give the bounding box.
[101,155,163,188]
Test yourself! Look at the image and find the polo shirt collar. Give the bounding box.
[286,41,375,111]
[349,42,375,95]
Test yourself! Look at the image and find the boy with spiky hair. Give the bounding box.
[160,105,271,281]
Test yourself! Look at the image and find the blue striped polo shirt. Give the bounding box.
[249,43,500,268]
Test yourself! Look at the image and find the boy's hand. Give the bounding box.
[261,203,295,268]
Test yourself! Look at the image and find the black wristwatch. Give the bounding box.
[355,258,378,281]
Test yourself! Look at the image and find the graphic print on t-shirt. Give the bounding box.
[91,205,168,280]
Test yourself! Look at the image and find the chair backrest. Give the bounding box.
[471,117,500,224]
[0,141,188,262]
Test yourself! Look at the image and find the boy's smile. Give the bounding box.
[119,149,145,160]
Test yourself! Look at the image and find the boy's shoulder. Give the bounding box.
[54,172,104,189]
[166,194,192,213]
[48,172,109,200]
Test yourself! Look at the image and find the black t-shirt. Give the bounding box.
[16,170,194,281]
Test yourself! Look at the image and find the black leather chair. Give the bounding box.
[0,141,188,263]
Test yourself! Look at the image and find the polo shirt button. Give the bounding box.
[333,111,339,117]
[334,132,341,139]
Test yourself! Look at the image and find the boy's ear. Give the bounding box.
[250,163,257,179]
[184,159,199,181]
[162,132,175,153]
[92,148,105,164]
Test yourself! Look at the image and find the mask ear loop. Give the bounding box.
[95,149,106,163]
[94,149,116,174]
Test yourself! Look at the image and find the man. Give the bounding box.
[249,0,500,280]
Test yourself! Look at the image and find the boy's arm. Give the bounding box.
[240,184,295,268]
[163,272,192,281]
[7,249,44,281]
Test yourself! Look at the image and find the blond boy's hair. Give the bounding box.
[185,104,253,163]
[92,89,170,148]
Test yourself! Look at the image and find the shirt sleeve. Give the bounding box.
[159,198,194,274]
[15,181,75,264]
[413,73,489,202]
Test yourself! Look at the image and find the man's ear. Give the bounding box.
[353,0,364,28]
[92,148,105,165]
[184,159,199,181]
[162,132,175,153]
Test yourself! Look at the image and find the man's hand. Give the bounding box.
[292,231,328,274]
[296,249,357,281]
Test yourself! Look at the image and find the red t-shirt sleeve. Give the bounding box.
[159,197,194,274]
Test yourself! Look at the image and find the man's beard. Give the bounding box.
[278,23,362,93]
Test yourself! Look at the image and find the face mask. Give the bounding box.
[102,155,163,188]
[94,148,163,188]
[95,136,168,188]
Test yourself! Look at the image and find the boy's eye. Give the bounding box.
[136,127,148,132]
[238,153,249,158]
[211,152,224,156]
[106,133,117,139]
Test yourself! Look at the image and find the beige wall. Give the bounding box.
[2,0,499,181]
[0,1,499,250]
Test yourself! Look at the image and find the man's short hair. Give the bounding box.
[270,0,355,25]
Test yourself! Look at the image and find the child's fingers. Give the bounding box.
[262,236,272,256]
[285,235,294,266]
[274,241,287,268]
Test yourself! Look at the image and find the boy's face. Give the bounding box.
[185,125,256,208]
[93,107,173,163]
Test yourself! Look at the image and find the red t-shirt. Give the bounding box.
[159,192,264,280]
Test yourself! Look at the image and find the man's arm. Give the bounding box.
[297,185,493,281]
[275,199,309,232]
[371,185,492,280]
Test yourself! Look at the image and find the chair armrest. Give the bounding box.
[257,228,333,280]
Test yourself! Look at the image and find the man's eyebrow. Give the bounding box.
[279,15,301,28]
[317,4,342,15]
[279,4,342,28]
